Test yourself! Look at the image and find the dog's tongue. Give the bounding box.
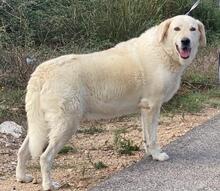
[180,49,190,58]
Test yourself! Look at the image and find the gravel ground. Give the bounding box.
[0,108,219,191]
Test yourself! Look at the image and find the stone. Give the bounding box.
[0,121,23,138]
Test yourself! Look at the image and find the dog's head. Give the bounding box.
[158,15,206,65]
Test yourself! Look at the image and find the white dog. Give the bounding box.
[16,15,206,190]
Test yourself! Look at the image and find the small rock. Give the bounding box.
[67,168,73,173]
[77,181,84,188]
[0,176,6,181]
[26,56,36,65]
[0,121,23,138]
[5,142,12,147]
[32,178,38,184]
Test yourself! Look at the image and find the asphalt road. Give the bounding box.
[90,115,220,191]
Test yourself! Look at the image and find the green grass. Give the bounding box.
[205,88,220,108]
[164,92,207,113]
[114,129,139,155]
[185,73,213,84]
[93,161,108,170]
[0,87,25,123]
[163,87,220,114]
[58,145,77,154]
[86,151,108,170]
[77,126,104,135]
[0,88,25,105]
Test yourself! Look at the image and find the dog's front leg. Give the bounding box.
[140,99,169,161]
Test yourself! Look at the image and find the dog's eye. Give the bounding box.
[174,27,181,31]
[190,27,196,31]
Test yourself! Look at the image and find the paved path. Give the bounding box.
[90,115,220,191]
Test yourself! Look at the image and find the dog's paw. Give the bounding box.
[17,174,33,183]
[152,152,169,161]
[43,181,61,191]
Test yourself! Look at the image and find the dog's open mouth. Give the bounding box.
[176,44,191,59]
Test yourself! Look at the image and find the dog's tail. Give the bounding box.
[26,75,48,159]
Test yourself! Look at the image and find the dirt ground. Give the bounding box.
[0,108,219,191]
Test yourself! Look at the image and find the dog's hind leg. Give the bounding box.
[16,135,33,183]
[40,113,79,190]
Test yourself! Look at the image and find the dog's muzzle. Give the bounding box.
[176,37,191,59]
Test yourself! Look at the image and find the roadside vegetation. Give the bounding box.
[114,128,140,155]
[0,0,219,129]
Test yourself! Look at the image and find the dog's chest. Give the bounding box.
[162,70,182,103]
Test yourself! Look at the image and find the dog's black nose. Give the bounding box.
[181,37,190,46]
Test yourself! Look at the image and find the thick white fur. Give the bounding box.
[16,15,206,190]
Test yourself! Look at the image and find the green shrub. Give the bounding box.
[0,0,219,88]
[93,161,108,170]
[1,0,219,50]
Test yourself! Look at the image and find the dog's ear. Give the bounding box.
[158,18,173,43]
[197,20,206,47]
